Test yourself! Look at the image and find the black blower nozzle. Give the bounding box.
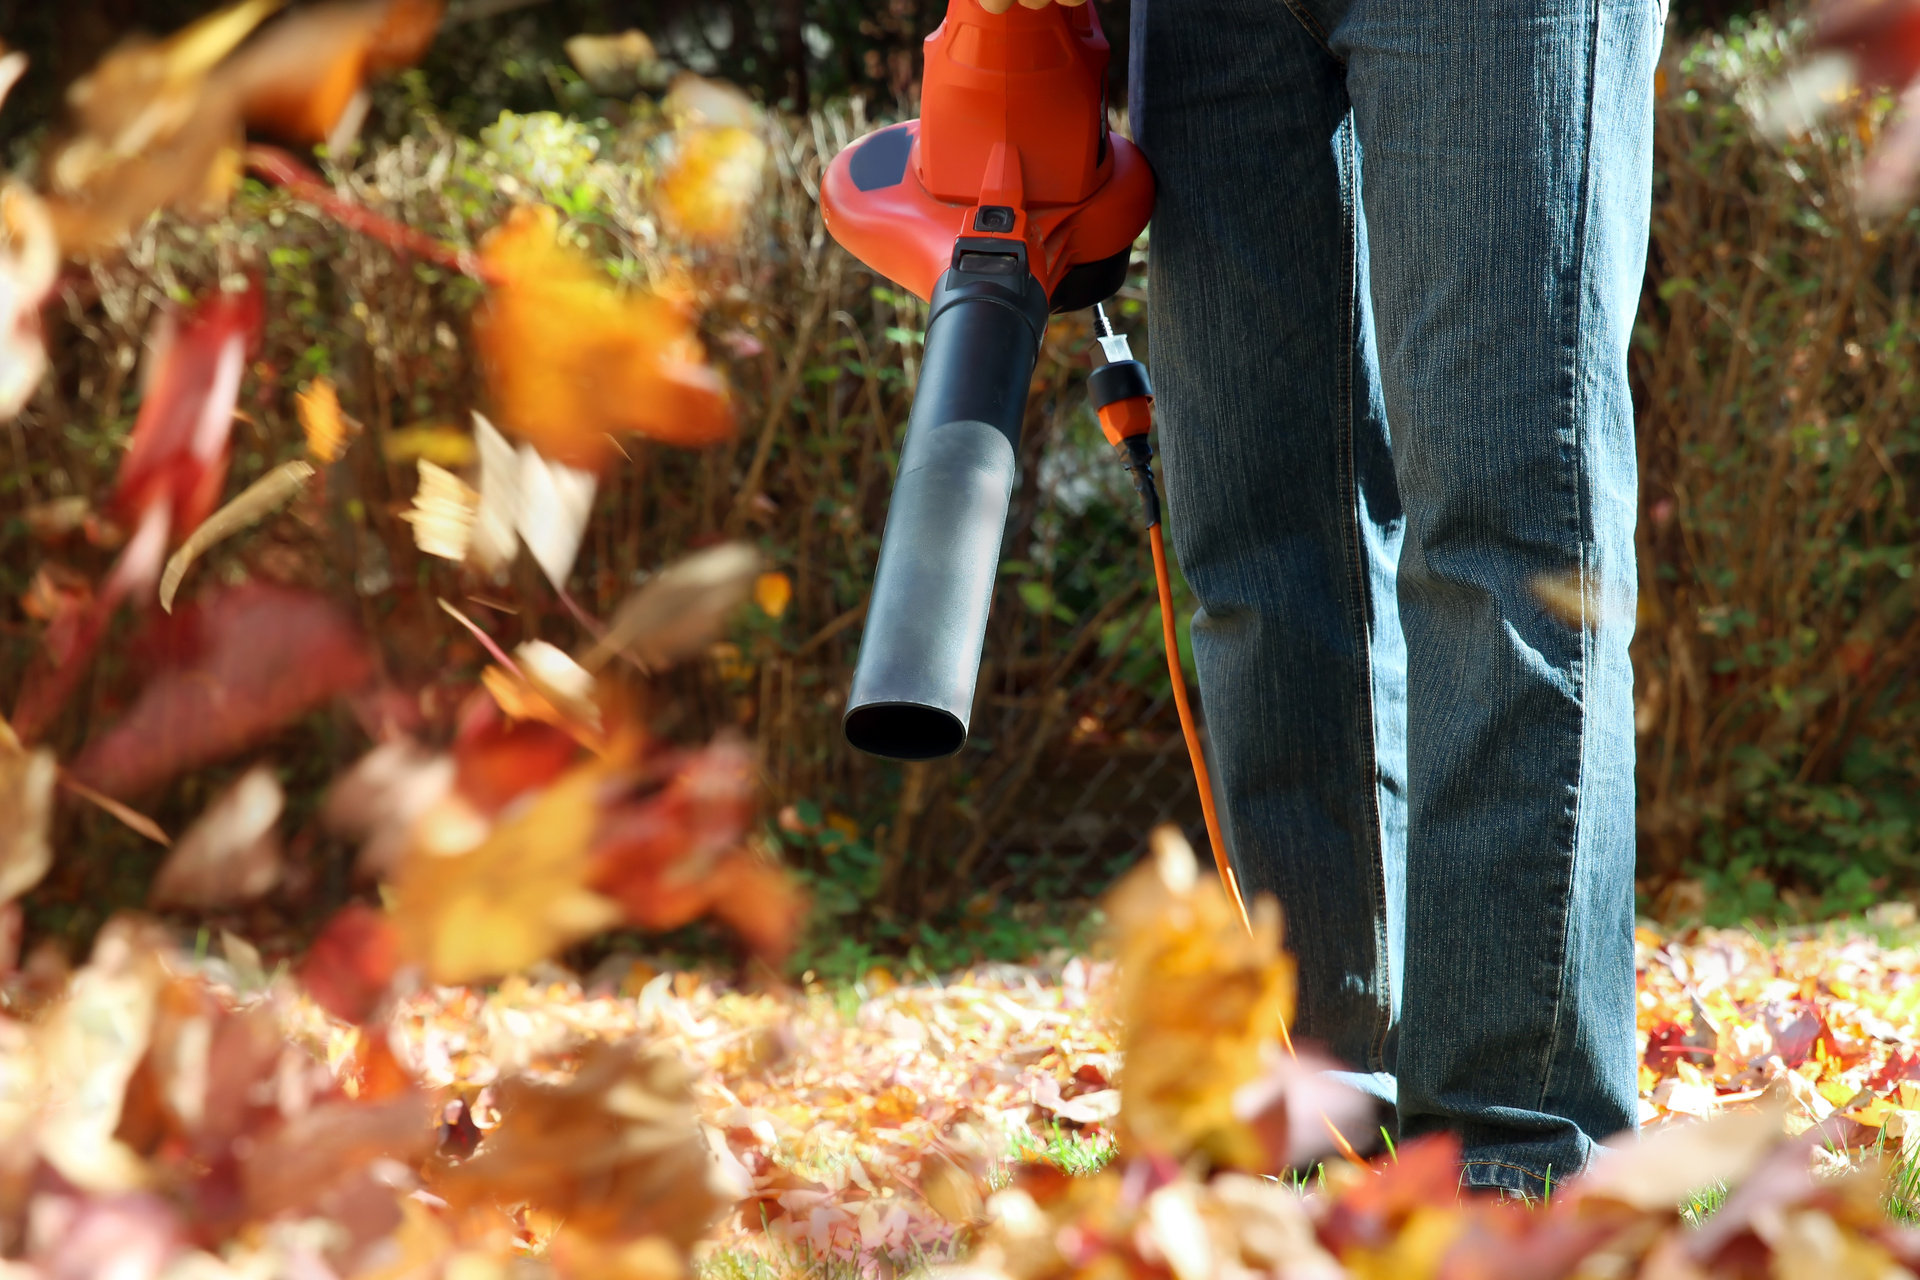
[842,246,1050,761]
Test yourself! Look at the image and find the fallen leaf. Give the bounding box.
[1104,826,1294,1170]
[148,765,284,909]
[70,583,374,797]
[0,183,56,418]
[224,0,446,146]
[472,204,734,469]
[381,422,474,467]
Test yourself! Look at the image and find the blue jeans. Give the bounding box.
[1131,0,1660,1193]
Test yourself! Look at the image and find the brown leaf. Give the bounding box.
[579,542,760,674]
[435,1041,736,1247]
[149,765,284,909]
[472,205,734,469]
[70,584,375,798]
[43,0,277,252]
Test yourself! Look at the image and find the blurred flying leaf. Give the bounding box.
[1105,826,1296,1171]
[1573,1106,1786,1211]
[565,29,666,96]
[157,459,315,612]
[295,902,402,1024]
[753,571,792,619]
[390,761,620,985]
[472,205,733,469]
[481,640,603,737]
[381,422,474,467]
[223,0,446,146]
[70,584,374,797]
[399,459,478,562]
[1531,567,1636,630]
[0,719,56,904]
[45,0,444,251]
[296,377,351,463]
[588,737,804,962]
[513,442,597,590]
[580,542,760,673]
[659,76,768,245]
[111,284,266,584]
[435,1041,737,1247]
[469,411,519,576]
[148,766,283,909]
[0,184,57,419]
[13,282,264,741]
[322,738,454,881]
[43,0,280,252]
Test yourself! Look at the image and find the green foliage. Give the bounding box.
[1637,16,1920,910]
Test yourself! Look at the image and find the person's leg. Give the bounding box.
[1329,0,1662,1193]
[1131,0,1408,1084]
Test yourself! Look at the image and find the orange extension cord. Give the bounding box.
[1151,511,1363,1164]
[1148,522,1247,930]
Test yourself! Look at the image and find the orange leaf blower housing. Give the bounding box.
[824,0,1155,762]
[822,0,1153,310]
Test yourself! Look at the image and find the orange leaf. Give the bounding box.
[472,205,734,469]
[297,903,402,1024]
[753,571,792,619]
[225,0,447,145]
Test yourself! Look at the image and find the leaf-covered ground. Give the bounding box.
[271,903,1920,1276]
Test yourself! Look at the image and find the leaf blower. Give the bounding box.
[821,0,1241,913]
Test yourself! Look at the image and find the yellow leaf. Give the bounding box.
[658,82,767,244]
[391,763,621,984]
[382,422,476,468]
[754,570,792,618]
[1105,827,1294,1169]
[297,377,352,462]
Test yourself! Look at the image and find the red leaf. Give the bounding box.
[69,584,373,797]
[297,904,402,1024]
[114,284,265,548]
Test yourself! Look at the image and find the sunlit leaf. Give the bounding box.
[754,571,792,619]
[399,459,478,562]
[390,761,620,985]
[296,377,351,463]
[0,718,55,905]
[157,458,315,612]
[148,766,283,909]
[565,30,665,96]
[225,0,447,146]
[472,205,734,469]
[580,542,760,673]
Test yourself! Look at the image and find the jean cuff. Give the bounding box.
[1459,1159,1558,1200]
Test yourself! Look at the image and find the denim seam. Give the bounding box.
[1334,117,1393,1080]
[1534,0,1605,1123]
[1460,1159,1552,1190]
[1275,0,1343,66]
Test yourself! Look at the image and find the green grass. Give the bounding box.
[1006,1123,1116,1179]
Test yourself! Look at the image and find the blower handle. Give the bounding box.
[842,246,1051,761]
